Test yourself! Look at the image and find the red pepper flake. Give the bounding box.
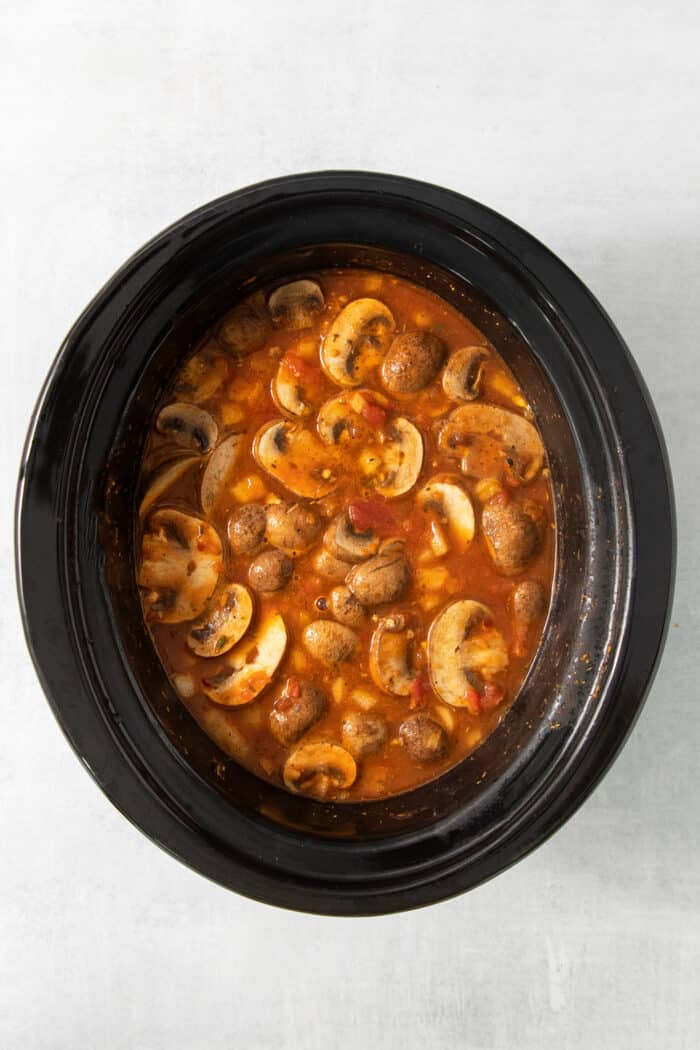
[463,685,482,716]
[348,499,396,533]
[481,683,505,710]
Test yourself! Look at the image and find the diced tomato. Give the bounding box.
[281,351,322,386]
[361,400,388,427]
[409,674,429,710]
[463,685,482,716]
[348,499,396,533]
[481,682,505,710]
[286,676,302,700]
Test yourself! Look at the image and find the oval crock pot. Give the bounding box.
[15,172,675,915]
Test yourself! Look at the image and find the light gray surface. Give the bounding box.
[1,2,698,1047]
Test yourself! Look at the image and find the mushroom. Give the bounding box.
[511,579,548,655]
[341,711,387,758]
[201,433,244,514]
[248,549,294,593]
[381,331,446,395]
[186,582,254,657]
[173,344,229,404]
[271,358,313,418]
[373,418,424,498]
[313,547,352,581]
[320,298,395,386]
[438,403,544,483]
[399,715,448,762]
[265,502,322,556]
[227,504,267,556]
[138,455,199,518]
[138,509,222,623]
[323,512,379,563]
[346,542,410,606]
[481,498,543,575]
[253,420,337,499]
[316,389,388,446]
[217,293,268,356]
[156,403,218,454]
[442,346,488,402]
[269,678,327,747]
[283,742,357,799]
[268,280,325,330]
[329,585,366,627]
[302,620,358,666]
[418,476,475,549]
[427,600,509,707]
[201,611,287,706]
[368,614,416,695]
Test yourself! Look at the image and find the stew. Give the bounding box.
[136,269,554,802]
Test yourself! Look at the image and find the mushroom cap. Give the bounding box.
[346,544,411,606]
[369,615,416,695]
[381,331,446,394]
[268,280,325,330]
[269,679,327,747]
[248,549,294,593]
[138,455,199,518]
[438,403,544,483]
[201,433,244,515]
[265,502,322,556]
[481,499,543,575]
[418,476,475,548]
[329,586,366,628]
[321,298,395,386]
[442,346,488,402]
[374,418,424,498]
[399,715,448,762]
[186,582,254,657]
[428,600,509,707]
[283,742,357,798]
[201,611,287,706]
[253,420,337,499]
[341,711,387,758]
[138,509,222,623]
[173,345,229,404]
[313,547,353,581]
[323,512,380,563]
[302,620,358,666]
[217,293,269,356]
[227,504,267,555]
[156,402,218,454]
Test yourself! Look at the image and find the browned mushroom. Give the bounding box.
[269,678,327,747]
[481,498,543,575]
[381,331,446,394]
[138,509,222,623]
[399,715,448,761]
[346,542,410,606]
[438,403,544,483]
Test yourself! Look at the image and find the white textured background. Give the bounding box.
[2,2,699,1048]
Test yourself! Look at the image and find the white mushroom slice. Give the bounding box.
[321,298,395,386]
[442,346,488,402]
[201,433,244,514]
[138,455,199,518]
[186,583,254,657]
[323,512,379,563]
[268,280,324,330]
[201,612,287,706]
[418,477,475,549]
[283,742,357,799]
[173,345,229,404]
[374,418,424,498]
[138,509,222,623]
[156,403,218,454]
[271,359,313,418]
[428,600,509,707]
[313,547,352,581]
[316,389,389,445]
[438,403,544,483]
[369,615,417,696]
[253,420,337,499]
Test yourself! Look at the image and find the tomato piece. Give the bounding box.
[281,351,322,386]
[409,674,429,710]
[463,685,482,715]
[481,683,505,710]
[361,401,387,427]
[348,499,396,533]
[286,676,302,700]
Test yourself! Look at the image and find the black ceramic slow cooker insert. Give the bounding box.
[16,172,675,915]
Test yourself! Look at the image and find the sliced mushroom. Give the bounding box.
[138,455,199,518]
[173,345,229,404]
[438,403,544,483]
[399,715,448,762]
[481,498,543,575]
[253,420,337,499]
[248,549,294,593]
[227,504,267,555]
[265,502,322,556]
[268,280,324,330]
[186,582,254,657]
[283,742,356,799]
[374,418,423,498]
[201,611,287,706]
[329,586,366,627]
[271,359,313,418]
[269,678,327,747]
[201,433,244,514]
[418,476,475,549]
[369,614,417,695]
[313,547,352,581]
[511,579,548,655]
[428,600,509,707]
[381,331,446,395]
[156,403,218,454]
[341,711,387,758]
[323,512,379,563]
[321,298,395,386]
[138,509,222,623]
[442,346,488,402]
[346,544,410,606]
[302,620,358,666]
[217,293,268,356]
[316,389,388,446]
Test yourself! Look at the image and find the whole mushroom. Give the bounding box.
[381,331,446,394]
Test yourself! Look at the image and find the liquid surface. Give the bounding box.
[136,270,555,802]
